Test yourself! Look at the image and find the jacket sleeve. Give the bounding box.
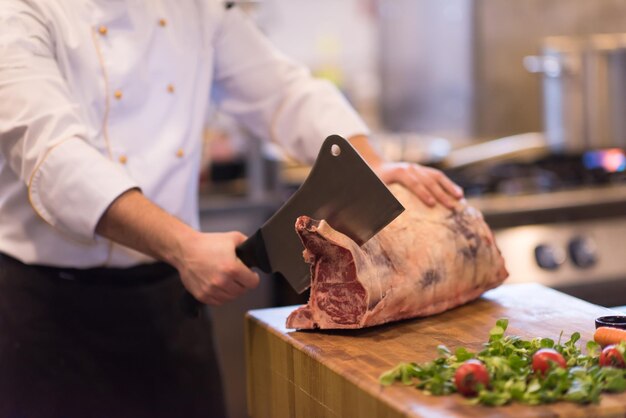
[0,3,139,242]
[211,6,370,164]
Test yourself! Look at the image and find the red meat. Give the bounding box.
[286,184,508,329]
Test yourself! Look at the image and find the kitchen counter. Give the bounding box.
[245,283,624,418]
[467,183,626,229]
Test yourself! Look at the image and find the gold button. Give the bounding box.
[176,148,184,158]
[167,84,175,94]
[98,25,108,36]
[158,18,167,27]
[119,155,128,164]
[114,90,123,100]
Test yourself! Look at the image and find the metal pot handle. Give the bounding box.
[441,132,549,170]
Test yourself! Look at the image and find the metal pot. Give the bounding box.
[525,34,626,152]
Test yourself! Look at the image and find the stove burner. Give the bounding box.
[444,149,626,197]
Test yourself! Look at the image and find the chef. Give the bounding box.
[0,1,463,417]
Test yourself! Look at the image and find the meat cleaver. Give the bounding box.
[182,134,405,317]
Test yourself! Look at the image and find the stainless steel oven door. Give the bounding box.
[471,185,626,307]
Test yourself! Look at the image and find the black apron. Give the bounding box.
[0,254,227,418]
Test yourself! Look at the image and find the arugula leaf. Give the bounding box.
[496,318,509,331]
[586,340,600,357]
[379,318,626,407]
[489,325,505,341]
[437,344,452,358]
[455,347,474,362]
[379,363,406,386]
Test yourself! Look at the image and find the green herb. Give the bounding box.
[379,319,626,406]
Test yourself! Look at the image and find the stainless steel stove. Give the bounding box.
[445,148,626,307]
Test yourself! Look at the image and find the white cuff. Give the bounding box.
[28,137,139,242]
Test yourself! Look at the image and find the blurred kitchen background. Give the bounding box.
[200,1,626,417]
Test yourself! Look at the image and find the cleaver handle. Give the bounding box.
[180,229,271,317]
[234,229,271,273]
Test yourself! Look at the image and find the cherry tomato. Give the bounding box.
[599,345,626,368]
[532,348,567,375]
[454,359,490,396]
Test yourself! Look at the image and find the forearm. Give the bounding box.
[348,134,385,169]
[95,189,260,305]
[95,188,195,269]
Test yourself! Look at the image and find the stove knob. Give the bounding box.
[568,236,598,269]
[534,244,566,270]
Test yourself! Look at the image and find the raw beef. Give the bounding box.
[286,184,508,330]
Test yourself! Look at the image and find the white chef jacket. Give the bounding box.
[0,0,369,268]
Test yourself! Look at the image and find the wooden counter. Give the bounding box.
[245,283,626,418]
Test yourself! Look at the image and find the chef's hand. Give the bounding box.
[177,231,260,306]
[94,189,259,306]
[347,135,463,209]
[375,161,463,209]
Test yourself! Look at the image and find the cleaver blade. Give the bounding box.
[182,134,405,316]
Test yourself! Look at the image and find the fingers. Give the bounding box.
[229,230,248,246]
[233,268,260,290]
[413,184,437,207]
[180,231,261,306]
[201,265,260,306]
[208,233,260,304]
[421,169,459,209]
[426,182,455,209]
[227,231,261,288]
[438,172,464,199]
[200,286,232,306]
[194,271,260,306]
[404,170,437,207]
[378,162,463,209]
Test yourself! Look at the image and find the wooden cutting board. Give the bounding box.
[245,283,626,418]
